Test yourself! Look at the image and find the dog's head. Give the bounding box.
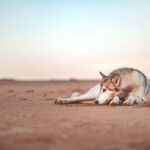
[95,72,121,105]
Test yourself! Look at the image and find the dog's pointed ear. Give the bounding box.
[112,75,121,87]
[99,72,107,79]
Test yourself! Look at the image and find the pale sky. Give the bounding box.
[0,0,150,80]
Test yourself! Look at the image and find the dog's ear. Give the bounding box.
[112,75,121,87]
[99,72,107,79]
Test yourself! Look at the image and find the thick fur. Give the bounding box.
[55,68,149,105]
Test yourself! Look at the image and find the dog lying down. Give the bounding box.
[55,68,149,105]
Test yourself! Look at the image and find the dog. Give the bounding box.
[55,68,149,105]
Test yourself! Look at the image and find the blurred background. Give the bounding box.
[0,0,150,80]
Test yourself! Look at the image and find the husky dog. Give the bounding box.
[55,68,149,105]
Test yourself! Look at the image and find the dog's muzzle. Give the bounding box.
[95,100,99,104]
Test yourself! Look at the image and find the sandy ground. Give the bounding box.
[0,80,150,150]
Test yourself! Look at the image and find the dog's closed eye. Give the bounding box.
[102,89,107,92]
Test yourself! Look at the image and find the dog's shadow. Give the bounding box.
[59,100,150,107]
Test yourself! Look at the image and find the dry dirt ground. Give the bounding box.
[0,80,150,150]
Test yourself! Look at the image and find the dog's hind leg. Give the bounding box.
[55,84,100,104]
[123,71,149,105]
[123,87,147,105]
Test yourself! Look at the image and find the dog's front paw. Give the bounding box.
[55,98,69,104]
[123,100,130,106]
[55,98,63,104]
[110,101,118,106]
[109,96,121,106]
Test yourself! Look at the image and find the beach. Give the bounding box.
[0,80,150,150]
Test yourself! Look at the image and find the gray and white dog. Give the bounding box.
[55,68,149,105]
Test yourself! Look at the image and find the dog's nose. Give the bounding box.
[95,100,98,104]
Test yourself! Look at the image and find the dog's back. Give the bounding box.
[109,67,149,95]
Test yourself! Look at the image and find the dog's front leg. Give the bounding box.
[55,84,100,104]
[55,94,95,104]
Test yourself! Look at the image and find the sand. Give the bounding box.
[0,80,150,150]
